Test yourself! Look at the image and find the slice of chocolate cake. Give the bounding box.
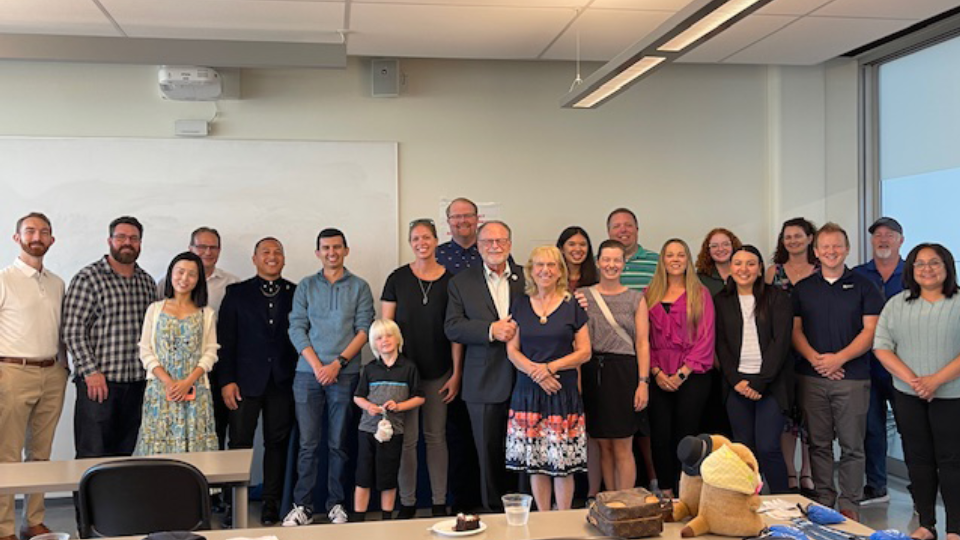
[454,513,481,531]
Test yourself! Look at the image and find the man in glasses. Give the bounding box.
[63,216,158,458]
[437,198,481,275]
[445,221,524,512]
[853,217,906,507]
[158,227,240,312]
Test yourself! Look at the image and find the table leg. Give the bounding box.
[233,485,248,528]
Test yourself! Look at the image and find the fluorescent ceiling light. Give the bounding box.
[574,57,665,108]
[659,0,766,52]
[560,0,774,109]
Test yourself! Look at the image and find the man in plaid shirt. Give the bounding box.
[62,216,158,457]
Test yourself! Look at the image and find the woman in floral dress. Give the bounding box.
[135,251,220,455]
[505,245,591,511]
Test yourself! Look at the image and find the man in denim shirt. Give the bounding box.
[284,228,374,527]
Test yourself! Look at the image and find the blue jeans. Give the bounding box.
[865,366,895,491]
[292,371,358,513]
[726,392,789,494]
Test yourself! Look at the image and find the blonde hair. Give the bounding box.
[644,238,705,333]
[523,245,571,299]
[368,318,404,359]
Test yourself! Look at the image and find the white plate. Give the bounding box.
[430,518,488,536]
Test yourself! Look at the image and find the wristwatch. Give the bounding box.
[677,371,688,381]
[638,376,650,384]
[336,355,349,368]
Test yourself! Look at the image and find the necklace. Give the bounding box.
[261,280,280,298]
[417,277,433,305]
[533,294,557,325]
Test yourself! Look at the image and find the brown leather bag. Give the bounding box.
[586,488,672,538]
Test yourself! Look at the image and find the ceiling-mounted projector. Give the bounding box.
[158,65,222,101]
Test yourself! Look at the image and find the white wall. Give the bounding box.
[0,56,861,461]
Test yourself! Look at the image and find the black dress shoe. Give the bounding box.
[261,501,280,526]
[396,505,418,519]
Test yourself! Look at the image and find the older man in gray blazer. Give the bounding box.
[445,220,524,512]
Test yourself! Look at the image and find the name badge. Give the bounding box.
[842,284,854,290]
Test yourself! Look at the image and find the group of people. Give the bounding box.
[1,201,959,540]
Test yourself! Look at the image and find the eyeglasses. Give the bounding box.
[479,238,510,247]
[915,260,944,270]
[409,218,435,228]
[448,213,477,221]
[112,234,141,243]
[191,244,221,252]
[709,242,732,249]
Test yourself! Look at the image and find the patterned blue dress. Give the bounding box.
[505,296,588,477]
[134,311,218,455]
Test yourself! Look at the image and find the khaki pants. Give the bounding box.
[0,363,68,536]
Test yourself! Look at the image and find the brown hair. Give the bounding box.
[695,227,742,275]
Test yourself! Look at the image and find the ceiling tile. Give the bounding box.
[0,0,120,36]
[724,16,917,64]
[100,0,345,42]
[677,14,795,63]
[541,9,674,61]
[589,0,691,9]
[756,0,834,16]
[348,4,574,59]
[349,0,586,6]
[812,0,960,20]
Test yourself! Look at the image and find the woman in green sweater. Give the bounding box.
[874,243,960,540]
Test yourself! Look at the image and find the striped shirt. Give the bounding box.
[62,256,158,382]
[620,244,659,291]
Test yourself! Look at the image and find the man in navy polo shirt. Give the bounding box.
[853,217,905,507]
[792,222,884,521]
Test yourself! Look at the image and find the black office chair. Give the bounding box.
[77,458,212,538]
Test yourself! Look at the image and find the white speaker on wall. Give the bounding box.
[371,59,400,98]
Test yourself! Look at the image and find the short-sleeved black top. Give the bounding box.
[792,268,884,380]
[381,265,453,380]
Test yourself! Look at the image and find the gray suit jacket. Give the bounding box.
[444,263,525,404]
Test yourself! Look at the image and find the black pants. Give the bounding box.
[893,390,960,534]
[210,365,230,449]
[227,379,294,505]
[73,378,146,458]
[465,400,512,512]
[446,395,481,511]
[648,372,712,492]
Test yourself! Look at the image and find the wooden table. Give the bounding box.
[94,493,874,540]
[0,449,254,528]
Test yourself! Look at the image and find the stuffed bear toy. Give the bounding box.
[679,442,765,538]
[669,434,732,523]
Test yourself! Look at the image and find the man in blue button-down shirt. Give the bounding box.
[853,217,905,507]
[284,228,374,527]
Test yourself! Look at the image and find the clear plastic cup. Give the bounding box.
[502,493,533,526]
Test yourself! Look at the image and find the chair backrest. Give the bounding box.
[77,458,211,538]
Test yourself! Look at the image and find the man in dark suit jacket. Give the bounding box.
[445,221,524,512]
[218,237,298,526]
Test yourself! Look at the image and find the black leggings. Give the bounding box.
[648,372,712,491]
[893,390,960,534]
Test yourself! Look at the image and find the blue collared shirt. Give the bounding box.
[853,258,905,301]
[436,240,481,275]
[287,267,375,375]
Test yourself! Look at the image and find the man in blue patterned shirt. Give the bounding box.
[436,198,481,275]
[62,216,158,458]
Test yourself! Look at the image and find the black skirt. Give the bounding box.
[581,353,647,439]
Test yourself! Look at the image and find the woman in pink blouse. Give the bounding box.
[644,238,715,497]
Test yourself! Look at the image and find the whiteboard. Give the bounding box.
[0,137,398,462]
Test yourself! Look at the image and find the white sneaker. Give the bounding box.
[328,504,348,524]
[282,505,312,527]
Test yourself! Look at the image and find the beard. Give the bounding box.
[875,248,893,260]
[20,240,49,257]
[110,245,140,264]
